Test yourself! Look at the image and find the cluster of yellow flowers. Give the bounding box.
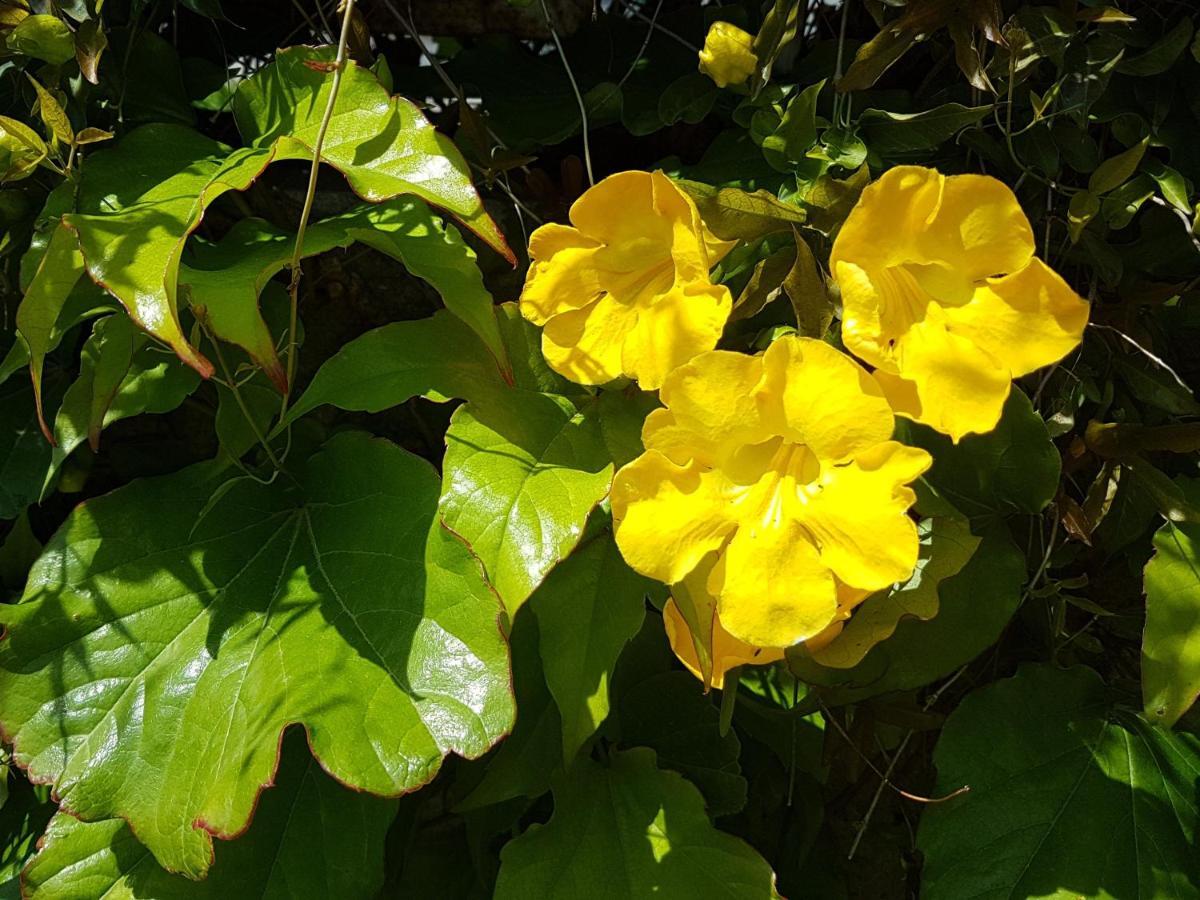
[519,166,1089,687]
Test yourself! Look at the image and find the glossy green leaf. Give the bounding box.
[232,46,512,262]
[790,527,1024,699]
[858,104,989,155]
[1089,136,1149,195]
[494,748,780,899]
[530,533,650,763]
[6,15,75,65]
[26,77,72,148]
[898,387,1061,523]
[185,197,505,390]
[282,310,511,426]
[919,665,1200,899]
[1142,478,1200,727]
[439,394,615,615]
[761,80,824,172]
[0,431,513,877]
[617,671,747,817]
[21,732,397,899]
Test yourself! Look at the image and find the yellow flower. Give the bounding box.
[663,598,784,690]
[611,335,931,650]
[698,21,758,89]
[519,171,735,390]
[831,165,1090,442]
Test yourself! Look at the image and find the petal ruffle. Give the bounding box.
[796,441,930,592]
[611,451,737,585]
[946,257,1089,379]
[621,282,732,390]
[541,292,638,385]
[761,336,895,463]
[520,223,603,325]
[709,518,838,647]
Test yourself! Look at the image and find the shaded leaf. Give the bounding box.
[782,230,832,338]
[21,733,397,899]
[1142,478,1200,726]
[919,665,1200,899]
[858,103,989,155]
[494,748,779,898]
[674,180,806,242]
[0,116,47,183]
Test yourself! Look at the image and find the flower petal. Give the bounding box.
[621,282,732,390]
[570,170,669,250]
[830,166,945,272]
[922,173,1035,281]
[797,441,930,592]
[541,293,638,385]
[664,598,784,691]
[710,519,838,647]
[647,349,771,463]
[611,451,737,585]
[882,314,1014,440]
[761,335,895,463]
[520,223,603,325]
[698,21,758,89]
[946,258,1089,378]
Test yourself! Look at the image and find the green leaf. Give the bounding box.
[439,394,615,615]
[674,180,806,242]
[1117,17,1194,76]
[186,198,506,392]
[0,116,47,183]
[782,230,832,338]
[919,664,1200,899]
[6,15,75,65]
[1142,477,1200,727]
[530,533,650,763]
[44,315,201,497]
[494,748,779,898]
[283,309,512,427]
[761,80,825,172]
[456,611,562,811]
[0,431,513,877]
[807,519,980,669]
[858,104,989,155]
[21,732,397,899]
[658,73,718,128]
[232,46,512,262]
[617,671,747,817]
[1088,136,1149,195]
[731,246,793,321]
[0,377,55,520]
[1144,157,1193,214]
[25,77,72,148]
[898,387,1062,523]
[790,527,1024,700]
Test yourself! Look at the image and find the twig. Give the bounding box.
[541,0,594,185]
[280,0,357,416]
[615,0,698,52]
[1089,322,1193,395]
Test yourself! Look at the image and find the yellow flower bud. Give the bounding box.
[698,21,757,89]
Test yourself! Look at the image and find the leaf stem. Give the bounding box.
[280,0,357,418]
[201,322,282,470]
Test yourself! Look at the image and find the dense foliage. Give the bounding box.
[1,1,1199,897]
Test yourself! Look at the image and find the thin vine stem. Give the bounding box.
[201,321,282,470]
[279,0,357,418]
[540,0,594,186]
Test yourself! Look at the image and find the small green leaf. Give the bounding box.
[731,246,793,321]
[782,230,832,338]
[1143,478,1200,726]
[1088,136,1149,195]
[494,748,780,898]
[858,103,990,155]
[1144,157,1192,214]
[919,665,1200,899]
[439,394,615,615]
[0,432,513,877]
[0,116,47,182]
[21,733,397,899]
[761,80,824,172]
[6,15,75,65]
[25,76,72,148]
[531,534,651,763]
[73,18,107,85]
[1116,17,1193,76]
[674,179,806,242]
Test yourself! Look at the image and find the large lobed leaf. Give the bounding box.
[21,733,397,899]
[0,431,513,878]
[493,748,780,898]
[919,664,1200,899]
